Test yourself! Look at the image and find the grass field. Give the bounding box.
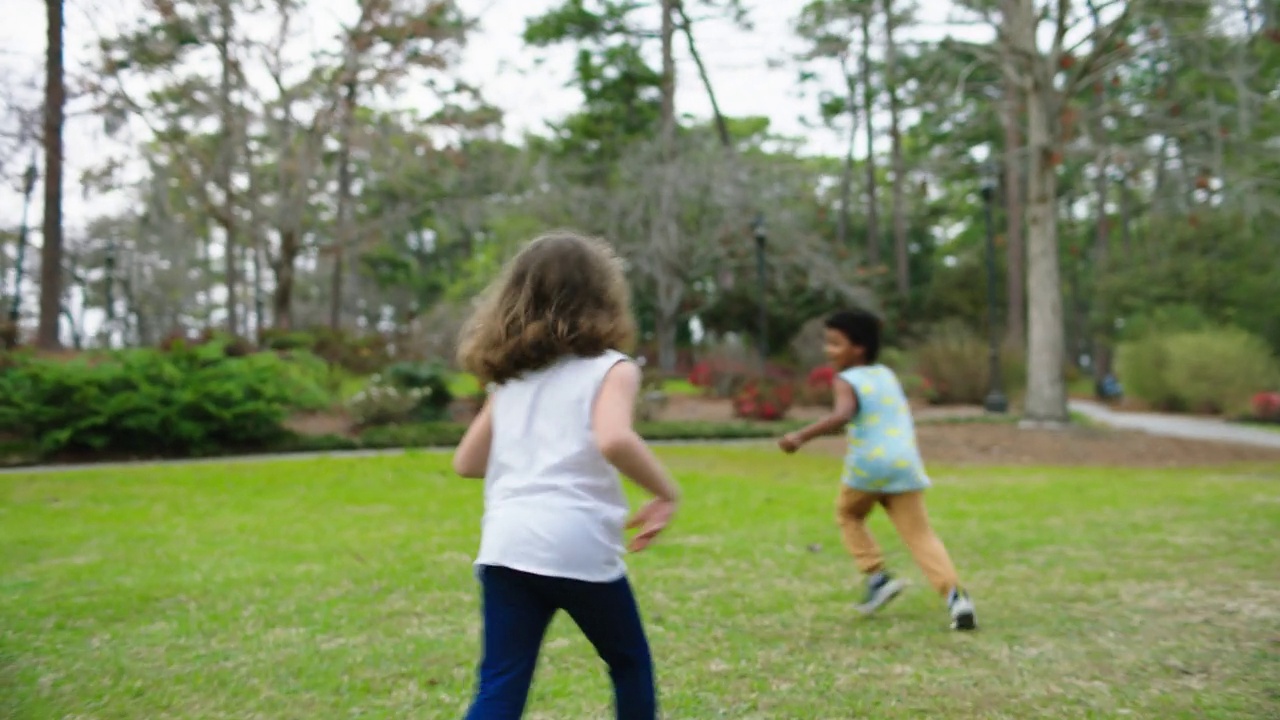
[2,449,1278,719]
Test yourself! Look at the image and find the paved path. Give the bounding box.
[1069,400,1280,449]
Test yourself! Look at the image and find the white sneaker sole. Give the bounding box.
[855,578,906,615]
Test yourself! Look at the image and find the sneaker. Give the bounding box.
[855,572,905,615]
[948,589,977,631]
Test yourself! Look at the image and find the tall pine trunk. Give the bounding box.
[1023,84,1068,423]
[1001,68,1026,347]
[859,12,880,268]
[1089,88,1112,383]
[655,0,680,372]
[37,0,65,350]
[217,0,239,337]
[329,75,357,331]
[882,0,909,299]
[836,56,859,250]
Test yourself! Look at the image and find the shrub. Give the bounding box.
[312,328,393,375]
[912,322,991,405]
[801,365,835,407]
[1116,334,1178,409]
[732,379,794,421]
[1118,327,1279,414]
[0,341,329,457]
[1252,392,1280,422]
[383,362,453,418]
[689,339,758,398]
[348,362,453,427]
[260,329,317,352]
[354,419,811,451]
[879,347,911,372]
[262,327,396,375]
[347,384,428,427]
[1161,329,1279,415]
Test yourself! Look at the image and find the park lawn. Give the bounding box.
[1,451,1278,720]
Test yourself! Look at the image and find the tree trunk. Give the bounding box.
[1089,93,1112,383]
[659,0,676,154]
[272,230,299,331]
[253,232,266,341]
[882,0,909,298]
[329,75,357,331]
[217,0,239,337]
[654,0,681,373]
[1118,168,1132,258]
[655,311,679,376]
[859,13,880,268]
[1023,89,1068,424]
[1001,69,1026,347]
[36,0,65,350]
[676,3,731,151]
[836,58,859,250]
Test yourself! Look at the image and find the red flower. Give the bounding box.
[1253,391,1280,421]
[807,366,835,388]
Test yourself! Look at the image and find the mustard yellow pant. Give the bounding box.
[836,485,960,597]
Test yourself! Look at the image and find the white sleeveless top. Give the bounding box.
[475,350,632,583]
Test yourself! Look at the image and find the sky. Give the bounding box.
[0,0,990,232]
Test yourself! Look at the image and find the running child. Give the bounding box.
[452,231,682,719]
[777,309,977,631]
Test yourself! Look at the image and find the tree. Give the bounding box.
[37,0,65,350]
[857,2,881,268]
[882,0,911,300]
[998,0,1134,423]
[999,36,1025,346]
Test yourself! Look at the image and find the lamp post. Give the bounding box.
[979,161,1008,413]
[750,213,767,372]
[8,158,39,325]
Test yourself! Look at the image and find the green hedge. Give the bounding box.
[1117,327,1279,415]
[0,342,331,458]
[355,419,811,451]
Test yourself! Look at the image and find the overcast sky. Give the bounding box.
[0,0,989,232]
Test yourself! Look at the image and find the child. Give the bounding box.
[777,309,977,631]
[451,231,682,719]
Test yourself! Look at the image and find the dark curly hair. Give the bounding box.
[825,309,882,364]
[457,231,637,384]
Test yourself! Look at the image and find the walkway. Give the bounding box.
[1069,400,1280,450]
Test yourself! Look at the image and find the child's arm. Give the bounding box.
[593,362,681,551]
[451,398,493,478]
[779,378,857,453]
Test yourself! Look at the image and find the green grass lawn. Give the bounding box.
[2,451,1278,719]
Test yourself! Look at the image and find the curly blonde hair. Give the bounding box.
[457,231,637,384]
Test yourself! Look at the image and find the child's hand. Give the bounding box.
[778,432,802,454]
[626,498,677,552]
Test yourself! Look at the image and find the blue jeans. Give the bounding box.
[464,565,657,719]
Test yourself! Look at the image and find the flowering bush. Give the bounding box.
[916,376,944,404]
[800,365,835,407]
[688,358,748,397]
[732,379,795,421]
[1252,391,1280,422]
[347,382,435,427]
[348,362,452,427]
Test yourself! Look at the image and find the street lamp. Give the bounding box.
[750,213,768,372]
[8,157,39,326]
[979,161,1008,413]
